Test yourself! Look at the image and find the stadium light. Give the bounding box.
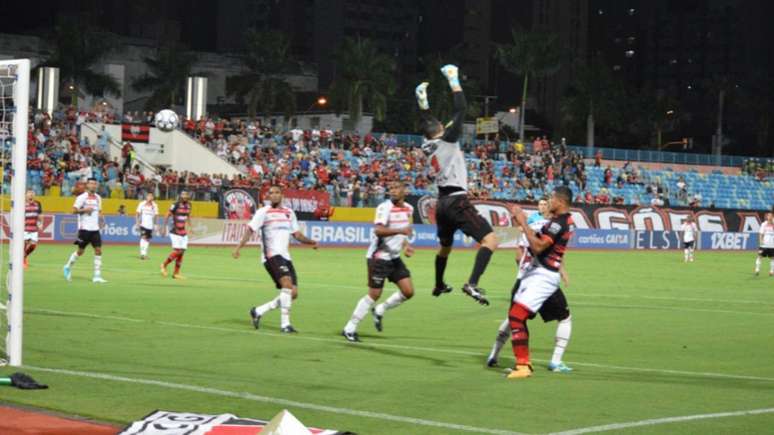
[317,97,328,106]
[508,107,517,113]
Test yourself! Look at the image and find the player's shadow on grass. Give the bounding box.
[336,340,451,367]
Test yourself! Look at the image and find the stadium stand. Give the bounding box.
[15,108,773,210]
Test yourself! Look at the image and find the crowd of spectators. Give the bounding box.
[7,107,764,210]
[742,158,773,181]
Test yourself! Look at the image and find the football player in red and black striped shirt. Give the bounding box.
[23,190,42,269]
[161,191,193,279]
[507,186,576,379]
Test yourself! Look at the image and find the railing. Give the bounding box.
[81,122,160,176]
[568,146,749,167]
[371,132,751,168]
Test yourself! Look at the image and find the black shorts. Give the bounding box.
[367,258,411,289]
[683,241,695,249]
[511,279,570,322]
[759,248,774,258]
[263,255,297,289]
[435,194,493,247]
[140,227,153,240]
[74,230,102,249]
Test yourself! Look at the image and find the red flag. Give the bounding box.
[121,124,150,143]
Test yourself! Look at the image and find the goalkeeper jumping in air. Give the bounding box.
[416,64,498,306]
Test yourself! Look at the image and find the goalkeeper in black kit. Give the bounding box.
[416,64,498,306]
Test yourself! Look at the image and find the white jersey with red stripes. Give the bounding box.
[760,222,774,248]
[681,222,698,243]
[367,200,414,260]
[248,205,300,263]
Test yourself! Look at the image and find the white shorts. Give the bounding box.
[514,265,561,313]
[24,232,39,243]
[169,233,188,250]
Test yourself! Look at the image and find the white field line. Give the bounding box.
[23,365,525,435]
[28,307,774,384]
[548,407,774,435]
[29,262,774,314]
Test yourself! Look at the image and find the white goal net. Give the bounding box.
[0,59,29,366]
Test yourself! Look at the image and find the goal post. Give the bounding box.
[0,59,30,367]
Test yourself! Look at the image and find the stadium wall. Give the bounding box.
[0,196,219,217]
[5,214,759,251]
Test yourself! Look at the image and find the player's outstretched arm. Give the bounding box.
[232,227,254,258]
[440,65,466,143]
[559,263,569,287]
[292,231,318,249]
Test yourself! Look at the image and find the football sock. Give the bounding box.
[488,318,510,361]
[174,251,184,274]
[468,247,493,286]
[279,288,293,328]
[509,302,531,365]
[434,255,448,288]
[770,260,774,274]
[66,252,79,267]
[684,249,689,262]
[344,295,374,333]
[255,296,280,316]
[140,239,149,256]
[164,251,179,267]
[551,316,572,365]
[374,292,406,316]
[93,255,102,276]
[755,257,761,273]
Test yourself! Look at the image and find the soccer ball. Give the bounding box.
[154,109,179,132]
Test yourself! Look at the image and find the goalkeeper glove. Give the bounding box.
[440,64,460,89]
[415,82,430,110]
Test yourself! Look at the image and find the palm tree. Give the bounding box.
[226,30,298,119]
[329,37,396,128]
[39,17,121,106]
[495,27,563,141]
[132,45,198,110]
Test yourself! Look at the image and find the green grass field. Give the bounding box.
[2,244,774,434]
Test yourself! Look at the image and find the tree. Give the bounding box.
[226,30,299,119]
[39,17,121,106]
[736,70,773,153]
[559,59,625,151]
[329,37,397,127]
[132,45,198,110]
[495,27,563,141]
[419,52,483,122]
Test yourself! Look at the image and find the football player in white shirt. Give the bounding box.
[416,64,498,306]
[232,186,318,333]
[342,181,415,342]
[755,212,774,276]
[486,200,574,373]
[136,192,159,260]
[63,178,106,283]
[681,216,699,263]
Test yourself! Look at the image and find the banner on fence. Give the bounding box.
[32,214,760,251]
[408,195,769,233]
[219,188,329,220]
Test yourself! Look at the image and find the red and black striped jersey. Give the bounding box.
[25,200,42,232]
[168,201,192,236]
[532,213,574,272]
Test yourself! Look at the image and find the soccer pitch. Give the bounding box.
[3,244,774,434]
